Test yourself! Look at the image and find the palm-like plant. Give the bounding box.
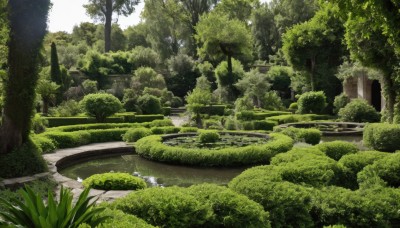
[0,186,108,228]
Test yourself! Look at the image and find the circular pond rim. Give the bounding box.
[277,122,365,136]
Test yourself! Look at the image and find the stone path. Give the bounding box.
[169,115,189,127]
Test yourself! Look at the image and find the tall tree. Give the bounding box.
[84,0,140,52]
[0,0,51,153]
[330,0,400,123]
[214,0,259,22]
[0,0,7,69]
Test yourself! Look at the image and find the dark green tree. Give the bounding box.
[50,42,62,85]
[0,0,50,154]
[84,0,140,52]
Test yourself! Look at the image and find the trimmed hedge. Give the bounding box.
[316,141,358,161]
[179,127,199,133]
[95,208,155,228]
[111,187,213,227]
[123,128,152,142]
[44,114,164,127]
[82,173,147,190]
[363,123,400,152]
[297,91,327,114]
[338,151,389,176]
[187,184,271,227]
[266,114,332,124]
[198,105,226,116]
[338,98,380,123]
[199,130,220,143]
[275,127,321,145]
[134,133,293,167]
[162,107,171,115]
[150,126,181,135]
[236,110,291,120]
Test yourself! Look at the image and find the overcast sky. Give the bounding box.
[48,0,270,33]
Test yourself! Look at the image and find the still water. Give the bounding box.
[59,154,246,187]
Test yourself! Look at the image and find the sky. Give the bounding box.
[48,0,270,33]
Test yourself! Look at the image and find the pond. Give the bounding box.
[59,154,246,187]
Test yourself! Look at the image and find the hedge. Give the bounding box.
[198,105,226,116]
[275,127,321,145]
[266,114,333,124]
[44,114,164,127]
[123,128,153,142]
[82,173,147,190]
[111,187,213,227]
[162,107,171,116]
[363,123,400,152]
[94,208,155,228]
[316,141,358,161]
[134,133,293,167]
[236,110,291,120]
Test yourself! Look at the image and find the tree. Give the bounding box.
[72,22,98,46]
[124,23,150,49]
[195,12,252,101]
[214,59,245,102]
[84,0,140,52]
[0,0,51,154]
[282,4,345,102]
[80,93,122,122]
[330,0,400,123]
[214,0,259,22]
[235,69,270,107]
[36,79,59,116]
[0,0,8,69]
[186,76,212,127]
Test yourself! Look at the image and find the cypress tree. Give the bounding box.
[50,42,62,85]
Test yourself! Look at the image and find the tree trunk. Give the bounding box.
[382,73,396,123]
[227,54,234,101]
[0,0,50,154]
[104,0,112,52]
[42,99,49,116]
[310,57,316,91]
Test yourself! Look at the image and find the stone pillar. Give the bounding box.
[343,77,358,99]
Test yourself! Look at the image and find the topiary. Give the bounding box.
[82,173,147,191]
[316,141,358,161]
[363,123,400,152]
[338,151,389,176]
[122,128,152,142]
[288,102,298,112]
[338,99,380,123]
[187,184,271,227]
[198,130,220,143]
[94,208,155,228]
[137,94,162,114]
[333,93,350,114]
[111,187,213,227]
[297,91,327,114]
[80,93,122,122]
[277,127,321,145]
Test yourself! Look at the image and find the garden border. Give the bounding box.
[277,122,365,136]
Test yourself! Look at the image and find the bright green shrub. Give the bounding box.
[0,139,47,178]
[32,135,57,153]
[333,93,350,114]
[135,133,293,166]
[297,91,327,114]
[187,184,271,227]
[363,123,400,152]
[123,128,152,142]
[111,187,212,227]
[312,186,400,227]
[253,120,276,131]
[87,129,127,142]
[150,126,180,134]
[199,130,220,143]
[32,114,48,134]
[338,99,380,123]
[240,121,254,130]
[143,118,171,127]
[316,141,358,161]
[229,166,314,228]
[288,102,298,112]
[41,131,91,148]
[224,118,237,130]
[82,173,146,190]
[203,119,223,130]
[357,153,400,188]
[80,93,123,122]
[95,208,155,228]
[338,151,389,176]
[199,105,226,116]
[266,114,332,124]
[137,94,162,114]
[277,127,321,145]
[179,127,198,133]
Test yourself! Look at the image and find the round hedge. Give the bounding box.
[187,184,270,227]
[111,187,212,227]
[134,133,294,167]
[95,208,155,228]
[338,99,380,123]
[82,173,147,191]
[316,141,358,161]
[122,128,152,142]
[80,93,122,122]
[297,91,326,114]
[276,127,321,145]
[363,123,400,152]
[338,151,389,175]
[199,130,220,143]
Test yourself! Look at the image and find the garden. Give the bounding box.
[1,0,400,227]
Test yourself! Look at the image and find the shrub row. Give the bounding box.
[236,110,291,120]
[239,120,277,131]
[266,114,333,124]
[198,105,226,116]
[44,114,164,127]
[134,133,293,167]
[274,127,321,145]
[111,184,270,228]
[82,173,147,191]
[363,123,400,152]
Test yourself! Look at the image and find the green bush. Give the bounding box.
[135,133,293,166]
[32,114,48,134]
[338,151,389,176]
[253,120,277,131]
[297,91,327,114]
[123,128,152,142]
[266,114,332,124]
[161,106,171,115]
[80,93,123,122]
[150,126,180,134]
[199,130,220,143]
[95,208,155,228]
[240,121,254,130]
[333,93,350,114]
[187,184,271,227]
[82,173,147,191]
[0,139,47,178]
[87,129,127,143]
[111,187,212,227]
[224,118,237,130]
[198,105,226,116]
[288,102,298,112]
[137,94,162,114]
[229,166,314,228]
[316,141,358,161]
[338,99,380,123]
[363,123,400,152]
[41,131,91,148]
[276,127,321,145]
[32,135,57,153]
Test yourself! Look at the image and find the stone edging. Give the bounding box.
[277,122,365,136]
[43,142,135,202]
